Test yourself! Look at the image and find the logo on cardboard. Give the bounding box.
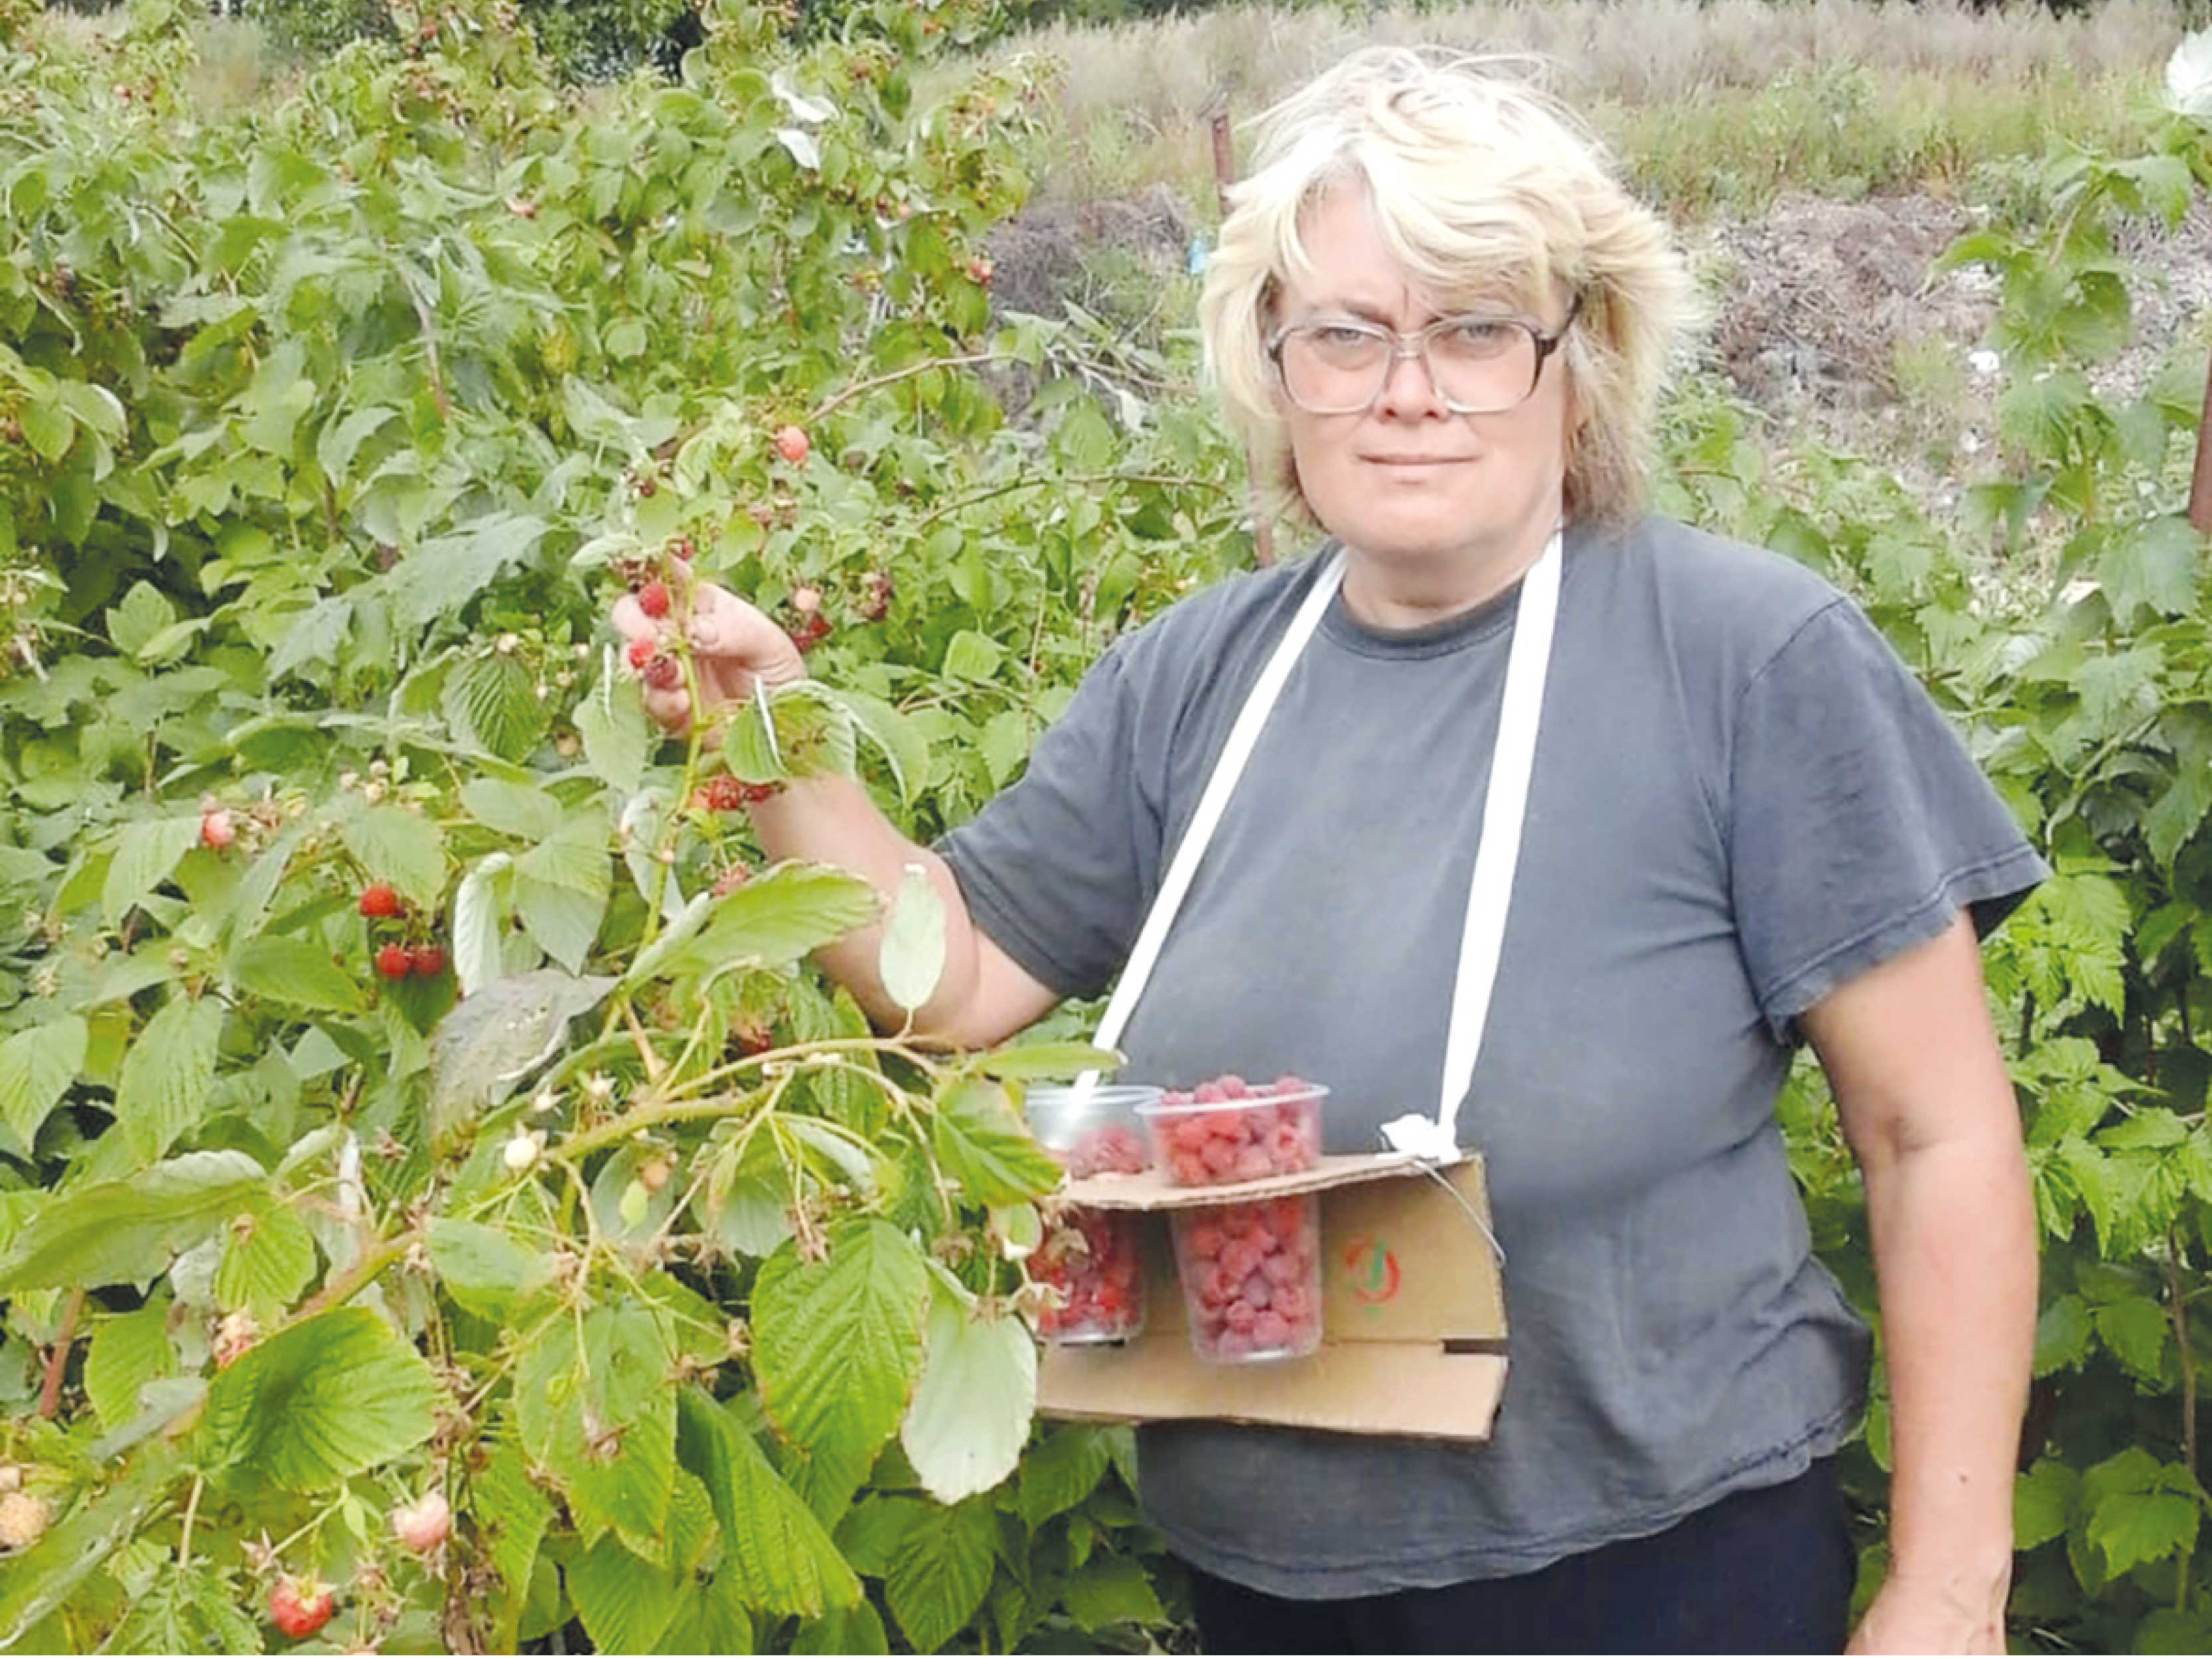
[1341,1235,1400,1310]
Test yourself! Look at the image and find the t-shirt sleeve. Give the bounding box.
[933,639,1158,1001]
[1728,596,2048,1037]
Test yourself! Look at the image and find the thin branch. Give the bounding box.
[37,1288,83,1418]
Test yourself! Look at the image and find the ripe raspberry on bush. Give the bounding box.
[693,776,780,813]
[358,883,402,918]
[375,943,412,979]
[773,423,810,465]
[636,579,670,619]
[409,944,445,977]
[268,1575,334,1639]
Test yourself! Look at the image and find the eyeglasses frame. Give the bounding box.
[1266,292,1586,416]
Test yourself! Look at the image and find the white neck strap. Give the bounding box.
[1088,529,1564,1153]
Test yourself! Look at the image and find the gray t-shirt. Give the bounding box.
[936,515,2045,1596]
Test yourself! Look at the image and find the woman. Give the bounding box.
[617,48,2040,1654]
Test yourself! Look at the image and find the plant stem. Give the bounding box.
[2169,1227,2197,1488]
[176,1473,204,1571]
[37,1288,83,1419]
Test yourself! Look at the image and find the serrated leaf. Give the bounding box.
[115,995,225,1162]
[577,664,651,794]
[428,1217,555,1321]
[513,1302,675,1539]
[1015,1425,1114,1528]
[654,862,877,981]
[753,1220,930,1461]
[447,651,549,764]
[214,1202,317,1322]
[2092,1294,2168,1381]
[656,1561,756,1654]
[201,1307,441,1489]
[932,1080,1063,1206]
[514,816,611,973]
[2091,1488,2198,1575]
[901,1288,1035,1504]
[568,1534,680,1654]
[1063,1553,1167,1630]
[883,1496,996,1652]
[107,581,175,657]
[819,684,928,802]
[0,1015,87,1144]
[979,1043,1126,1082]
[84,1299,178,1433]
[878,865,946,1013]
[2035,1293,2095,1376]
[425,968,617,1141]
[228,936,369,1015]
[0,1454,172,1651]
[317,404,397,478]
[675,1386,862,1619]
[452,853,514,997]
[459,778,567,841]
[102,815,204,928]
[340,802,447,909]
[621,891,715,988]
[472,1431,554,1636]
[2014,1459,2080,1551]
[792,1601,889,1655]
[943,630,1004,682]
[0,1149,267,1293]
[2099,516,2201,620]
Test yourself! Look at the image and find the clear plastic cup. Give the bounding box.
[1167,1192,1325,1363]
[1136,1076,1328,1188]
[1024,1084,1159,1345]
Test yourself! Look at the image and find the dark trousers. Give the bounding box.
[1187,1457,1856,1655]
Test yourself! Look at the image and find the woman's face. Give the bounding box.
[1273,187,1578,612]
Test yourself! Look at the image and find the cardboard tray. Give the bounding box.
[1037,1154,1507,1443]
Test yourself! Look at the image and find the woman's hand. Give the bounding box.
[1847,1572,2006,1654]
[609,575,808,736]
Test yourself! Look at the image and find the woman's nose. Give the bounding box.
[1373,342,1445,417]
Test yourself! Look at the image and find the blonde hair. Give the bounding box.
[1199,46,1699,531]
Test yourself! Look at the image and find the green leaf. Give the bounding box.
[107,582,176,658]
[675,1386,863,1619]
[883,1495,997,1652]
[576,666,650,794]
[901,1282,1035,1504]
[932,1079,1063,1206]
[878,864,946,1013]
[115,995,225,1162]
[102,815,204,928]
[380,513,548,630]
[1063,1553,1169,1630]
[428,1217,555,1322]
[2091,1294,2169,1382]
[0,1453,173,1650]
[0,1015,87,1144]
[820,684,929,804]
[655,862,877,981]
[425,968,618,1141]
[459,779,567,842]
[0,1150,267,1293]
[942,630,1004,682]
[792,1601,889,1655]
[2035,1293,2095,1377]
[513,1302,676,1539]
[452,852,514,997]
[447,651,549,764]
[84,1299,179,1433]
[2014,1460,2080,1552]
[656,1563,756,1654]
[200,1307,443,1490]
[567,1534,680,1654]
[472,1431,554,1630]
[978,1043,1126,1082]
[753,1220,931,1461]
[229,936,370,1015]
[2091,1488,2198,1575]
[2098,516,2201,620]
[1014,1424,1114,1529]
[214,1201,318,1322]
[514,816,612,974]
[340,802,447,910]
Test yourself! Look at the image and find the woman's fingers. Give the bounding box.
[609,581,802,734]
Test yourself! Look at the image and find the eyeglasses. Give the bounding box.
[1267,295,1584,416]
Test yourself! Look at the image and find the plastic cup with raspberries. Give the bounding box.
[1136,1076,1329,1364]
[1023,1084,1159,1346]
[1136,1074,1327,1187]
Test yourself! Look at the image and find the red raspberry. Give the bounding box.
[409,944,445,977]
[642,653,682,691]
[375,943,411,978]
[637,580,670,618]
[626,637,655,672]
[358,884,402,918]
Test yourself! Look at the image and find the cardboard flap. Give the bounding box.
[1037,1158,1507,1444]
[1061,1149,1451,1211]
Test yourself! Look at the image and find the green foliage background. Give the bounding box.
[4,0,2212,1653]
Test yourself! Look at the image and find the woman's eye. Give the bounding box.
[1313,325,1379,350]
[1442,319,1512,348]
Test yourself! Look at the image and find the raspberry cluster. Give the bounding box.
[1172,1194,1323,1362]
[1033,1123,1152,1344]
[1147,1074,1323,1187]
[692,775,782,813]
